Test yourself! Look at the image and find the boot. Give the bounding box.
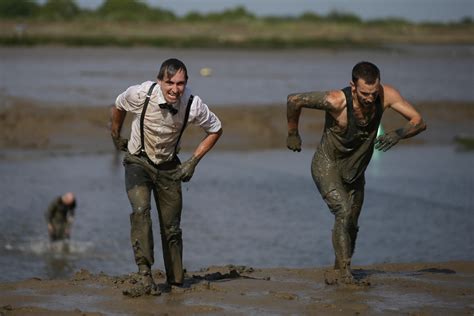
[123,266,161,297]
[339,259,355,284]
[330,217,356,285]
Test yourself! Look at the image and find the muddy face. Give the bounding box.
[352,78,380,109]
[158,69,187,104]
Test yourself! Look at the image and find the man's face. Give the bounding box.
[351,78,380,108]
[158,69,187,104]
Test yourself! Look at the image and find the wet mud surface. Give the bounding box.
[1,96,473,314]
[1,97,473,155]
[1,262,473,315]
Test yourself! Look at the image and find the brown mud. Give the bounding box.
[1,262,473,315]
[1,96,473,155]
[1,96,473,314]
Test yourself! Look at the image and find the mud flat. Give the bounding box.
[1,97,473,155]
[1,261,473,315]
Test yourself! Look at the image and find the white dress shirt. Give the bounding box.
[115,80,222,164]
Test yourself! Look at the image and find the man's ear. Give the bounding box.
[350,80,356,93]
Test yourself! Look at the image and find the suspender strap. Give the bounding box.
[140,82,157,153]
[174,95,194,156]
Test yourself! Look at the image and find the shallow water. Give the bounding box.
[0,145,472,282]
[1,45,473,107]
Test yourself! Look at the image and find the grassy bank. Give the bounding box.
[1,19,473,48]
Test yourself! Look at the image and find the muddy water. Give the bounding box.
[1,45,473,107]
[1,45,473,282]
[0,146,472,282]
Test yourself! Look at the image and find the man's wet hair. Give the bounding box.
[352,61,380,85]
[157,58,188,81]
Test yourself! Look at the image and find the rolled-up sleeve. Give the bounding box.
[189,96,222,133]
[115,82,149,113]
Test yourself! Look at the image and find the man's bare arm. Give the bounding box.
[375,85,427,151]
[110,106,128,151]
[287,91,333,131]
[394,119,426,139]
[286,91,337,152]
[192,128,223,161]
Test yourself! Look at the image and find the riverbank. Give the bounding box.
[0,97,473,155]
[1,261,473,315]
[1,19,473,48]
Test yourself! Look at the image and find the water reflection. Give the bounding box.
[44,248,75,280]
[0,147,472,282]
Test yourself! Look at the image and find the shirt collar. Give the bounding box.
[156,84,167,105]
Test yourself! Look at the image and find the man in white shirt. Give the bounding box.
[110,58,222,296]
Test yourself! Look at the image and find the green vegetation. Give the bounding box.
[0,0,472,48]
[0,0,39,18]
[0,0,177,20]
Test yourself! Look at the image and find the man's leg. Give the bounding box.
[124,162,158,293]
[311,153,351,275]
[347,178,365,258]
[324,188,355,282]
[154,168,184,286]
[50,221,62,241]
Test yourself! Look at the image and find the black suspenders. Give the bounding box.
[140,83,157,153]
[139,82,194,158]
[174,94,194,155]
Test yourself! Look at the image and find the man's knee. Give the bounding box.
[127,185,151,213]
[324,190,348,215]
[162,225,182,243]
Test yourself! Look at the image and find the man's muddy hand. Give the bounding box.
[375,131,401,152]
[287,130,302,152]
[173,156,199,182]
[112,136,128,152]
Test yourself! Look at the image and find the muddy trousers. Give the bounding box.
[312,165,365,271]
[324,180,364,271]
[49,221,69,241]
[124,157,184,285]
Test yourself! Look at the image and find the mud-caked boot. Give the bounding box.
[324,259,355,286]
[339,259,356,284]
[123,267,161,297]
[339,260,371,287]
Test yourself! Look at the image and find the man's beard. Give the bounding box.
[357,96,373,108]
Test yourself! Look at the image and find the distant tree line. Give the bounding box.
[0,0,472,25]
[0,0,175,21]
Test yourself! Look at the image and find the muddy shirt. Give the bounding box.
[45,197,75,225]
[115,81,222,165]
[315,87,383,185]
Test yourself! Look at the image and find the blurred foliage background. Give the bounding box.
[0,0,472,48]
